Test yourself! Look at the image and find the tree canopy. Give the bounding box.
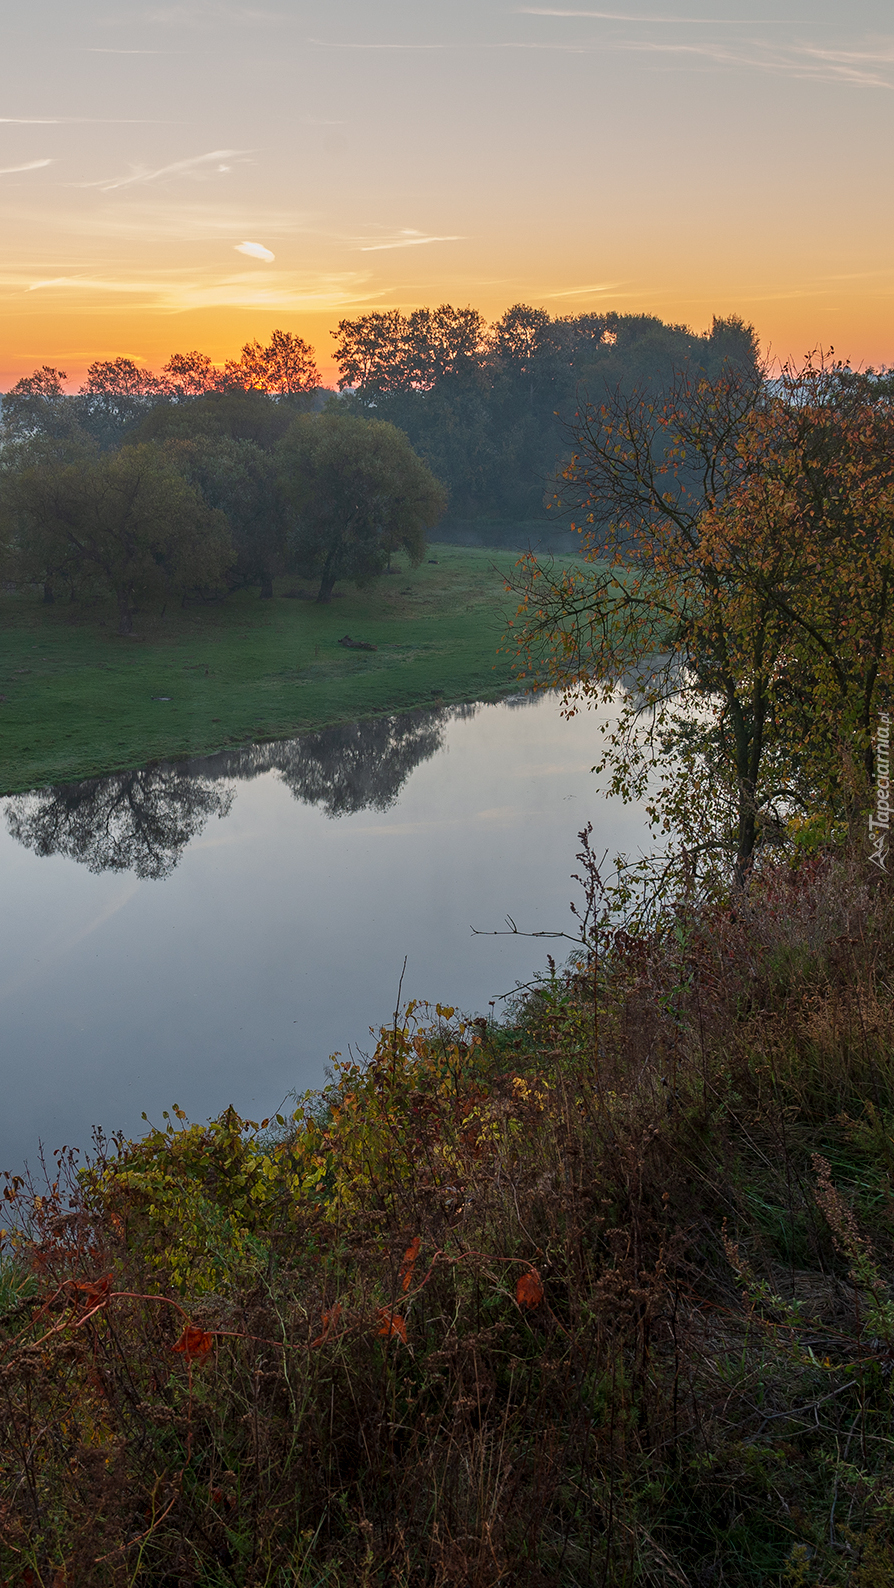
[278,411,447,602]
[333,305,761,522]
[3,443,233,632]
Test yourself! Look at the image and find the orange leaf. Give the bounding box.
[377,1308,408,1343]
[73,1273,112,1304]
[173,1325,214,1361]
[516,1269,544,1309]
[310,1302,343,1347]
[400,1236,421,1292]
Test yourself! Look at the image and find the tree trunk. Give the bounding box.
[117,591,135,635]
[316,545,340,603]
[260,573,274,599]
[42,582,54,605]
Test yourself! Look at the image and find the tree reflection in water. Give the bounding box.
[5,768,235,881]
[4,705,478,877]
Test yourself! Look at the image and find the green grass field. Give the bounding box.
[0,545,550,794]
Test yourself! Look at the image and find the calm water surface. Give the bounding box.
[0,694,649,1172]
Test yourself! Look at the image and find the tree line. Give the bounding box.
[1,305,761,527]
[332,304,760,522]
[0,332,446,630]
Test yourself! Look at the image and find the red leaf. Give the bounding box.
[400,1235,421,1292]
[173,1325,214,1361]
[377,1308,408,1343]
[516,1269,544,1309]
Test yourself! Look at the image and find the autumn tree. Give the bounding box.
[4,443,233,632]
[278,411,447,602]
[509,355,894,889]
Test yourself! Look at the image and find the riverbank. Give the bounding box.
[1,843,892,1582]
[0,545,562,794]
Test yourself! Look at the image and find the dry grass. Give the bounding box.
[2,847,894,1585]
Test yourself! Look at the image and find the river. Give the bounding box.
[0,693,649,1173]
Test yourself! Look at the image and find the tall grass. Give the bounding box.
[2,847,894,1584]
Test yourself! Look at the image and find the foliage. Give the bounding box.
[506,354,894,893]
[2,846,894,1581]
[1,442,234,633]
[162,433,287,598]
[334,305,761,521]
[278,410,448,602]
[132,386,297,452]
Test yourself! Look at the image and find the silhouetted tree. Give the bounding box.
[223,330,320,396]
[162,350,220,399]
[78,358,165,447]
[0,367,83,445]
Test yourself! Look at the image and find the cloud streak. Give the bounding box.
[78,149,249,192]
[610,37,894,89]
[0,159,52,176]
[0,116,184,123]
[357,231,463,252]
[543,281,620,297]
[308,27,894,88]
[518,9,813,21]
[15,268,388,315]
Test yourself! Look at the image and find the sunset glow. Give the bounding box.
[2,0,892,387]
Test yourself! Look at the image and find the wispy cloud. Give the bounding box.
[518,9,806,21]
[309,22,894,89]
[131,4,287,24]
[82,47,187,53]
[0,159,52,176]
[356,230,463,253]
[77,149,248,193]
[310,39,451,51]
[235,240,275,261]
[611,37,894,89]
[543,282,620,297]
[14,268,387,314]
[0,116,183,123]
[28,276,152,294]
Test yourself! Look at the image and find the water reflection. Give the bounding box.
[5,769,234,882]
[5,705,480,876]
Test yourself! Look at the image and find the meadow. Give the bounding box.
[0,545,547,794]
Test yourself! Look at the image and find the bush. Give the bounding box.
[2,853,894,1583]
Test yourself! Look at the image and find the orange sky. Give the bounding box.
[2,0,893,390]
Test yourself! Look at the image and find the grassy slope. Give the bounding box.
[0,545,547,794]
[3,848,894,1583]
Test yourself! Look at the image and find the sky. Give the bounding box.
[1,0,893,388]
